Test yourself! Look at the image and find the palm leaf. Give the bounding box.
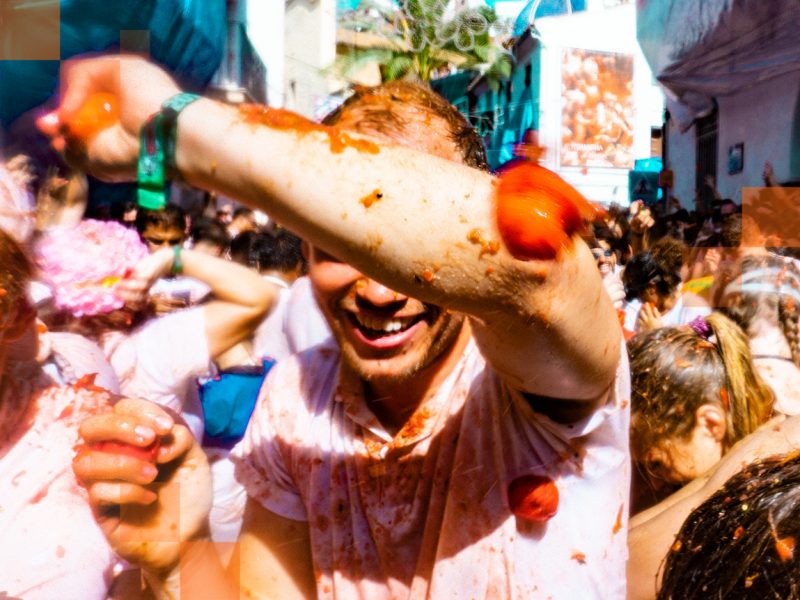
[335,47,396,80]
[383,54,414,81]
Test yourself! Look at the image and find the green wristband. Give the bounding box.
[171,244,183,276]
[136,93,200,211]
[162,93,201,181]
[137,113,168,210]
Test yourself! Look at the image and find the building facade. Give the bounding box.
[638,0,800,209]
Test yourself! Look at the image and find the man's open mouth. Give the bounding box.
[349,312,426,340]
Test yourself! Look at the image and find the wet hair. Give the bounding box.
[109,200,137,225]
[135,203,186,236]
[659,454,800,599]
[0,227,33,319]
[629,312,773,481]
[623,251,682,302]
[721,254,800,368]
[190,217,230,252]
[322,81,489,172]
[230,229,305,274]
[593,223,628,264]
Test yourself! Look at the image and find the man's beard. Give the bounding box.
[336,310,466,384]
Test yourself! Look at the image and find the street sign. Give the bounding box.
[629,170,660,205]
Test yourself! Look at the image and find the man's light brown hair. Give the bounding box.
[323,81,489,172]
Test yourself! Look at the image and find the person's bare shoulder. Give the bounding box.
[703,415,800,491]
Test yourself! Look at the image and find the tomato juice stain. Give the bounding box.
[239,105,380,155]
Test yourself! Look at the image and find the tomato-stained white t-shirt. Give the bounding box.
[232,338,630,599]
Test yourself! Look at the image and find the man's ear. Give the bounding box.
[695,403,727,442]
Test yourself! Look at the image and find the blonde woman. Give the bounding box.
[628,313,774,512]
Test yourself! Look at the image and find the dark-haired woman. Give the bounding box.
[622,250,710,334]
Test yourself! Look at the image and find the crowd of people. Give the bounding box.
[2,53,800,599]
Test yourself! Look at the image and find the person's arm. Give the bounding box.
[49,55,619,402]
[703,175,722,201]
[627,414,797,600]
[236,499,316,599]
[175,99,619,401]
[144,500,314,600]
[119,247,277,359]
[74,398,315,599]
[628,204,653,255]
[627,475,710,600]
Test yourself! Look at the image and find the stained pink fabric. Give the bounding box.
[0,380,115,600]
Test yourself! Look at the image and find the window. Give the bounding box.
[695,104,719,211]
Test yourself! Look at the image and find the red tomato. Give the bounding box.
[92,439,160,463]
[507,474,559,522]
[496,190,574,260]
[499,160,601,223]
[496,160,597,261]
[65,93,118,141]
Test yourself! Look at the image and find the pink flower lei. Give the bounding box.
[35,219,148,317]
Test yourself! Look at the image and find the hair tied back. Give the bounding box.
[689,316,712,341]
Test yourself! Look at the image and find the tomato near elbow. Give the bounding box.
[496,160,596,261]
[496,189,575,261]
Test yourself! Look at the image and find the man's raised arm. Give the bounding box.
[46,55,619,401]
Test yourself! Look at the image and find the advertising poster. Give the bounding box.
[560,48,634,169]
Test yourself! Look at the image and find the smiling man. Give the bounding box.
[60,56,630,599]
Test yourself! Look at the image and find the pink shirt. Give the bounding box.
[232,338,630,599]
[0,377,115,600]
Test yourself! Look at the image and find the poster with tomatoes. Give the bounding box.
[560,48,634,169]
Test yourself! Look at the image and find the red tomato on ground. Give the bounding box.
[91,439,160,463]
[507,474,559,522]
[65,93,118,140]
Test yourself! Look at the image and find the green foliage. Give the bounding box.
[336,0,513,86]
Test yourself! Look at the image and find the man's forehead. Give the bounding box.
[145,223,183,235]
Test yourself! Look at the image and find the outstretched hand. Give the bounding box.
[36,55,181,181]
[116,247,175,310]
[629,206,654,235]
[636,302,662,332]
[73,397,212,574]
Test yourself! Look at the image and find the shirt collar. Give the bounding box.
[332,340,477,448]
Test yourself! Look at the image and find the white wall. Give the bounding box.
[716,72,800,201]
[665,71,800,209]
[663,115,696,208]
[247,0,285,107]
[284,0,337,117]
[536,2,664,205]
